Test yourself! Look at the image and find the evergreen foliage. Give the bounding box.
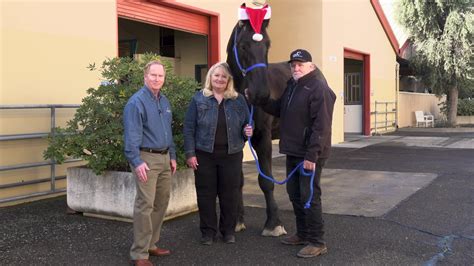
[457,98,474,116]
[395,0,473,125]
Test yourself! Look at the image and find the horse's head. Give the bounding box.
[226,19,271,106]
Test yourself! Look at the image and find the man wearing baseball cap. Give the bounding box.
[262,49,336,258]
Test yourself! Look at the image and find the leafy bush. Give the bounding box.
[44,53,199,174]
[457,98,474,116]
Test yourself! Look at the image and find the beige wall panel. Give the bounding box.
[1,160,84,201]
[1,179,66,199]
[0,108,77,135]
[1,0,116,202]
[1,167,51,186]
[321,0,397,141]
[267,0,323,65]
[174,31,208,78]
[1,0,117,104]
[0,139,49,166]
[0,163,82,184]
[398,92,445,127]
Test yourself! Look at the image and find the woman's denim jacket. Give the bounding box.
[183,91,250,158]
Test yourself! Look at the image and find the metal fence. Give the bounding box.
[0,104,81,203]
[371,101,397,135]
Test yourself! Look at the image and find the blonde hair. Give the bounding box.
[144,60,165,75]
[202,62,238,100]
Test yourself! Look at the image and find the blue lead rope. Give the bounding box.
[247,105,316,209]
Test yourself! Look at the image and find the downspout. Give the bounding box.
[395,62,399,129]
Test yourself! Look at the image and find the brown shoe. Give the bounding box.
[132,259,153,266]
[148,247,171,256]
[280,234,308,245]
[297,244,328,258]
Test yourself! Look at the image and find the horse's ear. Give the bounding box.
[238,20,244,28]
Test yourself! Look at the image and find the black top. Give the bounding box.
[213,101,228,151]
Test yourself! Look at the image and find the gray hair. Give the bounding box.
[144,60,165,75]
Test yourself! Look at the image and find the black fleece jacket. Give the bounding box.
[262,70,336,162]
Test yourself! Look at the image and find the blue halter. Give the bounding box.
[232,28,267,77]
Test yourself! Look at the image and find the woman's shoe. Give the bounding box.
[200,235,213,245]
[223,235,236,244]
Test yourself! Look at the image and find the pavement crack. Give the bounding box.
[423,235,458,266]
[381,218,472,265]
[382,218,443,238]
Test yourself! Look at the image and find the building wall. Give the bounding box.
[321,0,397,141]
[176,0,244,62]
[178,0,397,144]
[398,92,445,127]
[266,0,324,66]
[177,1,397,142]
[1,0,117,203]
[1,0,117,105]
[174,31,208,78]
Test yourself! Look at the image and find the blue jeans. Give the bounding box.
[286,155,326,246]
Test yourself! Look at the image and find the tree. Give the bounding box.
[395,0,473,126]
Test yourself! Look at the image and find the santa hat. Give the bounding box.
[238,3,271,42]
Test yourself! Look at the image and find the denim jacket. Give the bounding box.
[183,91,250,158]
[123,86,176,168]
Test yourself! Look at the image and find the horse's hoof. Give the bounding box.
[261,225,287,237]
[235,222,246,232]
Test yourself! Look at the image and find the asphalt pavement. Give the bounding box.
[1,128,473,265]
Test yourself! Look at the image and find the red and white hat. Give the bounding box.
[238,2,271,42]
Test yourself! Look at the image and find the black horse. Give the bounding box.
[226,19,328,236]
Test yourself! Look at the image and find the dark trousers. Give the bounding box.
[194,149,243,238]
[286,155,326,246]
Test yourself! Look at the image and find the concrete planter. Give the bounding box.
[67,167,197,220]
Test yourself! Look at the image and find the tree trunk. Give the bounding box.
[447,86,458,127]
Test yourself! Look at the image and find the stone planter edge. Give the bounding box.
[67,166,197,220]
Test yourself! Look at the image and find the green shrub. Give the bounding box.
[457,98,474,116]
[44,53,199,174]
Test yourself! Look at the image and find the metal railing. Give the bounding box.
[371,101,397,135]
[0,104,81,203]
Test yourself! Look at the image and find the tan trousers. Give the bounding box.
[130,151,171,260]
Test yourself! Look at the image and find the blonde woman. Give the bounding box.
[183,62,253,245]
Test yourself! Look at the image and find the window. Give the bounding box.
[160,28,175,57]
[344,72,362,105]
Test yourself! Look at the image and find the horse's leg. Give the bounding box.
[253,112,286,237]
[234,171,246,232]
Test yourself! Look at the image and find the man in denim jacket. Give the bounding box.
[124,61,176,266]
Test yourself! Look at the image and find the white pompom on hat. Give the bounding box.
[238,3,271,42]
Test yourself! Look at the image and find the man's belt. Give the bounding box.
[140,147,169,154]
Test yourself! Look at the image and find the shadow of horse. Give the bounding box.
[226,19,328,236]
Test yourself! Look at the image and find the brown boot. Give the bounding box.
[280,234,308,245]
[132,259,153,266]
[297,244,328,258]
[148,247,170,256]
